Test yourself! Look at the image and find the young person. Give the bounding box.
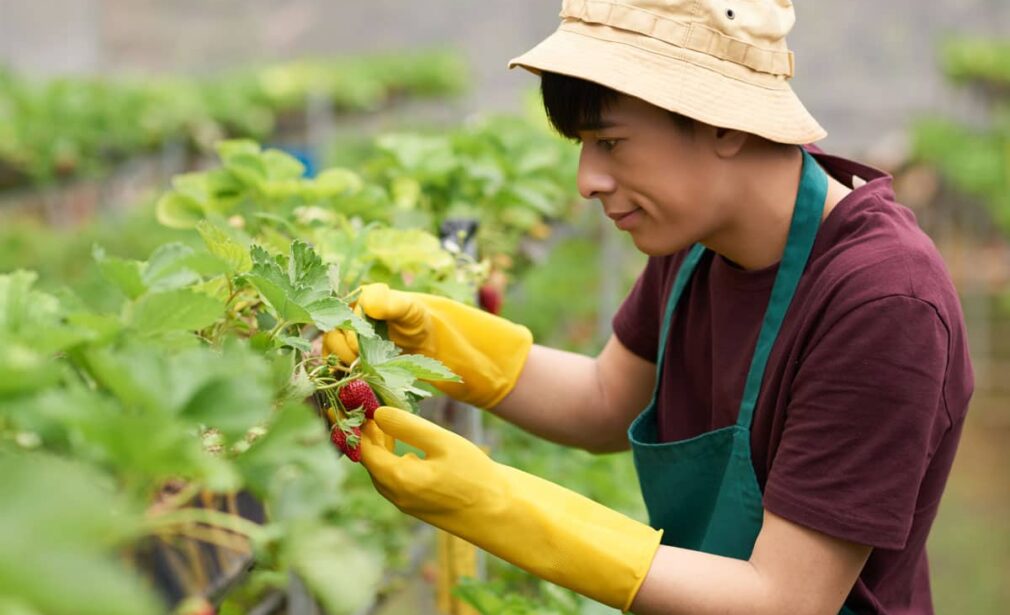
[344,1,974,613]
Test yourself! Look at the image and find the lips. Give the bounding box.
[605,207,644,231]
[605,208,641,222]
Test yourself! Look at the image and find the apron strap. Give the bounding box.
[736,149,828,429]
[651,243,707,393]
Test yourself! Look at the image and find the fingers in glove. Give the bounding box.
[322,329,358,364]
[358,284,425,332]
[371,406,452,457]
[360,419,405,476]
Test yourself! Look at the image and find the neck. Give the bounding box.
[703,146,846,271]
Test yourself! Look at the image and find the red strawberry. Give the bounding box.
[331,424,362,462]
[338,379,381,420]
[478,284,502,315]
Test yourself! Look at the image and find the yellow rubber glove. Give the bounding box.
[349,283,533,409]
[360,406,663,612]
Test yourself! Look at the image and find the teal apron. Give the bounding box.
[627,150,858,615]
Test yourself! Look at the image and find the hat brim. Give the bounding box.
[509,27,826,145]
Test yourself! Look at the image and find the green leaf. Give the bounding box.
[383,354,460,382]
[156,191,205,229]
[226,152,268,187]
[279,364,315,403]
[304,297,369,333]
[0,271,91,357]
[357,334,400,367]
[0,452,162,615]
[196,220,252,273]
[216,139,262,162]
[92,246,147,300]
[262,149,306,180]
[365,228,454,272]
[132,288,225,334]
[278,335,313,353]
[245,241,372,334]
[314,168,363,197]
[235,402,344,519]
[285,524,383,614]
[0,344,61,397]
[391,176,422,210]
[143,243,202,292]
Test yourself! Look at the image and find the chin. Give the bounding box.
[628,231,690,257]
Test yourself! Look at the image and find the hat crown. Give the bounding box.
[560,0,796,77]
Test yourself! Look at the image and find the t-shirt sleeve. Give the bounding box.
[611,257,666,362]
[763,295,952,550]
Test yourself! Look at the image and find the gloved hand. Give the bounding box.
[360,406,663,612]
[325,283,533,409]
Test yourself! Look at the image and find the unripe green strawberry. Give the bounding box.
[338,379,380,420]
[331,424,362,462]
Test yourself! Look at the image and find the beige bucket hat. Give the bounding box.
[508,0,826,144]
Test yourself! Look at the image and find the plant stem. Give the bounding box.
[143,507,266,543]
[160,525,252,554]
[341,286,363,304]
[267,318,289,340]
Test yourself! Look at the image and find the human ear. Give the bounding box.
[711,126,749,159]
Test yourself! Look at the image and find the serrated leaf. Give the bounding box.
[92,246,146,300]
[357,334,400,367]
[383,354,460,382]
[132,289,225,334]
[364,374,417,413]
[278,335,312,353]
[245,271,314,325]
[196,220,252,273]
[245,242,368,334]
[143,243,201,292]
[279,365,315,403]
[304,297,371,333]
[0,271,91,355]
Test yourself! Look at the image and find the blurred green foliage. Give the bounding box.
[0,50,466,187]
[912,38,1010,234]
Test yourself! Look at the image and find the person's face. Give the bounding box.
[575,94,728,256]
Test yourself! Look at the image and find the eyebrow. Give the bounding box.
[577,119,623,131]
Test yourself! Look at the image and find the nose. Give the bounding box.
[577,144,617,200]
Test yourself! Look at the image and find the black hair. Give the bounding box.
[539,71,695,140]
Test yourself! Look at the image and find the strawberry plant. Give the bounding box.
[0,132,478,612]
[0,107,597,613]
[0,50,466,188]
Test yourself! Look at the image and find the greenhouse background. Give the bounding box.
[1,1,1008,614]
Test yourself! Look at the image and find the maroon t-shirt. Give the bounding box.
[612,150,973,615]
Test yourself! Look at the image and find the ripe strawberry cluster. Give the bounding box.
[329,379,381,463]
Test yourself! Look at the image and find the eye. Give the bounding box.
[596,138,620,152]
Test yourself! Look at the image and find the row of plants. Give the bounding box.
[912,37,1010,235]
[0,50,466,188]
[158,112,583,307]
[0,119,598,613]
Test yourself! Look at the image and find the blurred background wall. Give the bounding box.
[3,0,1010,155]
